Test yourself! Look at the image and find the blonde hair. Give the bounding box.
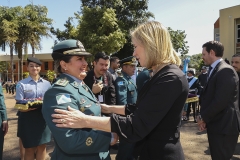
[130,21,181,68]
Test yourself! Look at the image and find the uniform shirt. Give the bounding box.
[15,76,51,101]
[0,83,7,122]
[108,68,118,81]
[114,71,137,105]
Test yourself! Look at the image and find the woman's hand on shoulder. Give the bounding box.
[101,104,112,114]
[52,106,87,128]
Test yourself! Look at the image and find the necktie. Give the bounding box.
[207,66,213,80]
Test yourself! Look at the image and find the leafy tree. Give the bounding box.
[23,72,29,78]
[77,6,126,56]
[168,27,189,56]
[188,53,204,71]
[81,0,154,59]
[23,4,53,57]
[51,17,78,42]
[0,6,21,82]
[15,4,53,80]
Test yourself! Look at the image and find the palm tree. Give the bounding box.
[15,4,53,79]
[24,4,53,57]
[0,6,21,82]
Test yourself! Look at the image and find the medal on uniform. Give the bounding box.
[86,137,93,146]
[80,98,86,104]
[80,106,85,112]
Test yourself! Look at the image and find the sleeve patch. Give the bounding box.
[16,84,20,88]
[56,94,71,104]
[117,81,124,86]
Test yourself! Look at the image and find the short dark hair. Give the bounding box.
[94,52,109,62]
[110,56,119,64]
[202,41,224,57]
[232,53,240,58]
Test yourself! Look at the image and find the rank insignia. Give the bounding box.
[82,84,88,92]
[73,81,79,88]
[55,78,69,86]
[86,137,93,146]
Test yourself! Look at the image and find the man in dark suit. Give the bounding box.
[198,66,208,88]
[84,52,116,106]
[231,53,240,110]
[198,41,240,160]
[186,70,201,123]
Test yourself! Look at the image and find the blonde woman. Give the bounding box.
[52,21,189,159]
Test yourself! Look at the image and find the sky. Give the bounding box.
[0,0,240,56]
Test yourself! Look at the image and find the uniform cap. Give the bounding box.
[120,56,138,66]
[27,57,42,65]
[52,39,91,60]
[187,70,195,75]
[201,66,207,70]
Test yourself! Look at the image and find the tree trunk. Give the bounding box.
[32,45,35,57]
[10,44,14,82]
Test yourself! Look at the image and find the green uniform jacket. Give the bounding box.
[0,83,7,126]
[114,71,137,105]
[42,74,111,160]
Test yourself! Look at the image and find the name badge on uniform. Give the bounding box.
[98,95,103,102]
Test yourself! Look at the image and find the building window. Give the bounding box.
[13,64,16,69]
[23,62,26,65]
[44,62,48,70]
[237,24,240,43]
[215,33,220,42]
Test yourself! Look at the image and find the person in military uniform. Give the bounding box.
[15,57,51,160]
[115,56,138,105]
[114,56,138,160]
[42,39,117,160]
[0,80,8,159]
[186,70,201,123]
[136,68,151,92]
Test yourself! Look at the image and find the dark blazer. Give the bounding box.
[84,70,116,105]
[110,64,188,160]
[200,61,240,135]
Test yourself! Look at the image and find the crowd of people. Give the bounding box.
[0,20,239,160]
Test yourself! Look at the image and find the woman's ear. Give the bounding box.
[60,60,67,70]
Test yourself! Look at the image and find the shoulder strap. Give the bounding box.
[188,77,197,88]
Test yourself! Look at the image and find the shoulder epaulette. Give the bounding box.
[54,78,69,87]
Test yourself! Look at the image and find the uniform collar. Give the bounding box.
[63,73,82,84]
[121,71,132,79]
[27,76,43,82]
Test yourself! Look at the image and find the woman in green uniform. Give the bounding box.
[42,39,117,160]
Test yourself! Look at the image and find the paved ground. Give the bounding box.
[2,92,240,160]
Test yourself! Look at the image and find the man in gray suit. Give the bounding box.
[198,41,240,160]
